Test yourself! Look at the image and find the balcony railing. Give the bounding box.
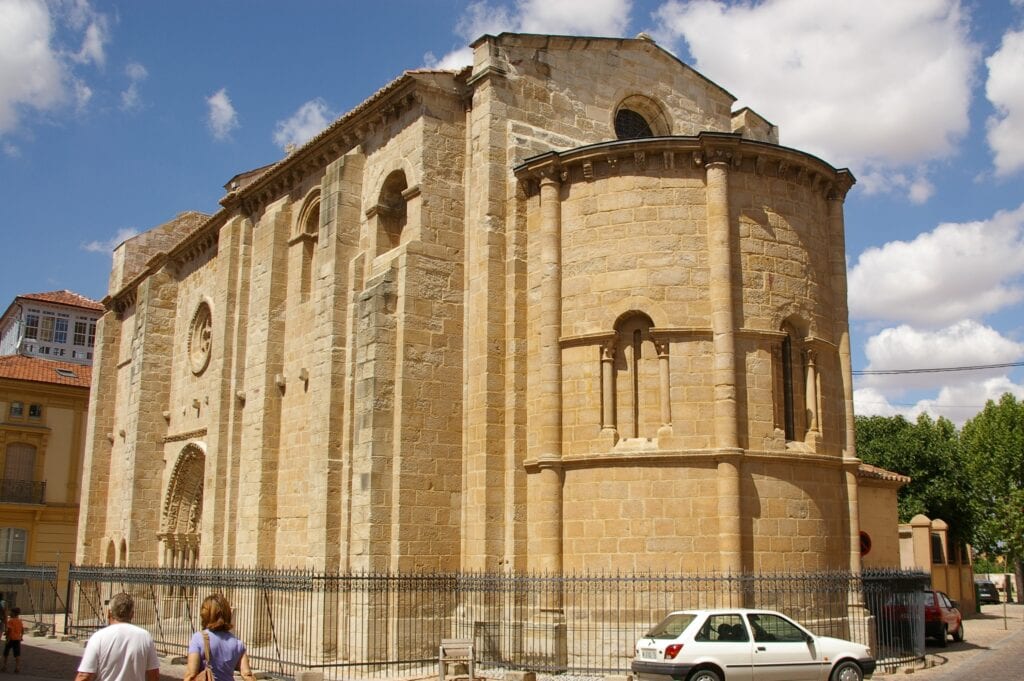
[0,479,46,504]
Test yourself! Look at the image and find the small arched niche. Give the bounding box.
[614,95,671,139]
[376,170,409,255]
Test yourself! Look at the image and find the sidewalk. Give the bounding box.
[877,601,1024,677]
[3,634,187,681]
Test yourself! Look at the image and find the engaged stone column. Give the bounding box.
[805,349,819,434]
[705,155,742,574]
[827,175,860,573]
[535,170,563,573]
[601,340,616,433]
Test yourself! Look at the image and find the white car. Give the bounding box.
[631,608,875,681]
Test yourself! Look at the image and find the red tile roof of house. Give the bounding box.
[0,355,92,388]
[17,290,104,311]
[858,462,911,484]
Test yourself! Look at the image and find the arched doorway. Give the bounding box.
[160,442,205,568]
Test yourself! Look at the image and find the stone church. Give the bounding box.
[77,33,894,576]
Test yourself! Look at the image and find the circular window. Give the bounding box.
[188,301,213,375]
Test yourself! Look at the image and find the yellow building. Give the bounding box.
[0,354,91,564]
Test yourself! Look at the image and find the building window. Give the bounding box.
[615,109,654,139]
[40,315,54,342]
[24,314,39,340]
[53,317,68,344]
[75,320,97,347]
[9,402,23,418]
[613,95,670,139]
[188,301,213,375]
[28,404,42,419]
[0,528,27,564]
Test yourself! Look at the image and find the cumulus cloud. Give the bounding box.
[858,321,1024,392]
[856,376,1024,426]
[985,28,1024,177]
[206,88,238,141]
[0,0,109,136]
[848,203,1024,326]
[81,227,140,254]
[120,62,147,112]
[273,99,334,151]
[426,0,632,69]
[652,0,978,202]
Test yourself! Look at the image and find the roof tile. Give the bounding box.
[0,355,92,388]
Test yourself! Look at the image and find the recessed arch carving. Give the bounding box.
[161,442,205,566]
[614,95,671,138]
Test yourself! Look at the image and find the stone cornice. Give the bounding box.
[514,132,855,200]
[163,427,208,444]
[525,447,846,472]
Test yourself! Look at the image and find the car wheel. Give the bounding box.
[953,621,964,642]
[938,624,949,648]
[830,660,863,681]
[688,669,722,681]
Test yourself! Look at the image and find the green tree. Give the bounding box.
[960,393,1024,600]
[855,412,975,542]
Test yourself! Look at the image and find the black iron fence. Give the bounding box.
[0,563,62,634]
[0,564,929,679]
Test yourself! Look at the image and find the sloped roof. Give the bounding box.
[17,290,103,312]
[858,462,911,485]
[0,355,92,388]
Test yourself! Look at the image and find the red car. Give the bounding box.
[924,589,963,646]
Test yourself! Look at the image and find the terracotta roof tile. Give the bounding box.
[18,290,103,312]
[0,355,92,388]
[858,462,911,484]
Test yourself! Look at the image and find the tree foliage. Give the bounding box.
[855,412,975,542]
[960,393,1024,563]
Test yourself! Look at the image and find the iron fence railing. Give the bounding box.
[0,563,62,633]
[0,564,932,679]
[0,479,46,504]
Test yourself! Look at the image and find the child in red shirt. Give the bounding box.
[2,607,23,673]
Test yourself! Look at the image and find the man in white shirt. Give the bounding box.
[75,592,160,681]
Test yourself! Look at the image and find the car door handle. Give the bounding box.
[757,646,766,651]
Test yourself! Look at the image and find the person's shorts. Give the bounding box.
[3,639,21,656]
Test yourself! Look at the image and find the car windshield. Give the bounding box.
[643,613,697,639]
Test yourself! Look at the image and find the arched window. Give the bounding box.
[613,312,661,439]
[293,192,321,301]
[613,95,670,139]
[776,320,807,442]
[376,170,408,255]
[615,109,654,139]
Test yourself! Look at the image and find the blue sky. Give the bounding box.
[1,0,1023,426]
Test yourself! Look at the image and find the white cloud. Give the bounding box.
[858,321,1024,393]
[426,0,632,69]
[652,0,978,200]
[120,62,147,112]
[273,99,334,151]
[985,28,1024,177]
[848,203,1024,326]
[81,227,140,254]
[72,15,108,66]
[856,376,1024,427]
[0,0,109,136]
[0,0,66,133]
[206,88,238,141]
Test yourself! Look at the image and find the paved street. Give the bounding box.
[6,603,1024,681]
[878,602,1024,679]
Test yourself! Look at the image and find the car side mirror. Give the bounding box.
[950,600,959,609]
